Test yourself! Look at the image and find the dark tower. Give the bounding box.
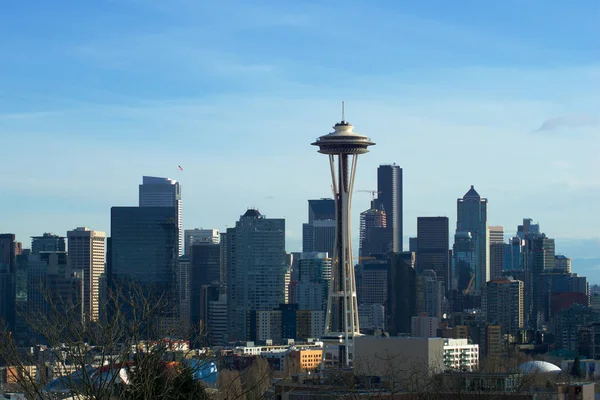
[376,164,403,252]
[416,217,450,294]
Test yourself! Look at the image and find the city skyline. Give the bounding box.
[1,1,599,270]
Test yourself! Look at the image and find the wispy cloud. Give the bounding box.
[536,114,599,131]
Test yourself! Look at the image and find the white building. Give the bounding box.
[443,338,479,372]
[411,315,439,337]
[67,227,105,322]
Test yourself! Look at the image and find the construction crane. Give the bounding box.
[355,190,381,201]
[462,274,476,296]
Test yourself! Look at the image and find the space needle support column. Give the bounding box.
[312,112,375,368]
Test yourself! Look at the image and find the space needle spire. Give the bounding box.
[312,105,375,367]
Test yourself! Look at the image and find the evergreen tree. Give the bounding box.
[571,356,583,379]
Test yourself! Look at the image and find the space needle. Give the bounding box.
[312,104,375,367]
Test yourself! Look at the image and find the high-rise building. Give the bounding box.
[295,252,331,312]
[416,217,449,293]
[483,279,524,335]
[302,199,335,257]
[25,251,84,343]
[517,218,540,240]
[375,164,402,252]
[422,269,444,319]
[31,233,65,255]
[139,176,182,256]
[67,227,106,322]
[554,255,572,273]
[356,257,388,307]
[489,226,505,281]
[359,201,387,258]
[504,236,524,271]
[178,255,190,332]
[312,114,375,367]
[409,237,418,253]
[184,229,219,255]
[109,207,179,326]
[524,233,555,328]
[386,252,417,335]
[456,186,489,293]
[189,243,220,332]
[225,209,286,341]
[0,233,17,332]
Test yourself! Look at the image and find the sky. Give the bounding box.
[1,1,599,274]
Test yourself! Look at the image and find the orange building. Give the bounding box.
[285,349,323,373]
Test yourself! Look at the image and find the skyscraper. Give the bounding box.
[386,251,417,335]
[109,207,179,327]
[359,200,387,258]
[375,164,402,252]
[189,242,220,333]
[31,233,66,254]
[67,227,106,322]
[312,114,374,367]
[225,209,286,341]
[483,279,524,335]
[139,176,182,256]
[456,186,489,293]
[416,217,450,293]
[0,233,17,332]
[302,199,335,257]
[489,226,505,280]
[184,228,219,255]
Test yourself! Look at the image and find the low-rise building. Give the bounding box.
[443,338,479,372]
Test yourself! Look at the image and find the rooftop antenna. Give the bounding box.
[341,101,345,122]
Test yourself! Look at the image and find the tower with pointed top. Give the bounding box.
[456,185,489,294]
[312,113,375,367]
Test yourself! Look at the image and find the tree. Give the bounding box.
[571,356,583,379]
[0,281,211,399]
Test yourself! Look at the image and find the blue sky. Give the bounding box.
[1,1,599,271]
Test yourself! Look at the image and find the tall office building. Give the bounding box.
[139,176,182,256]
[505,236,524,271]
[456,186,489,293]
[31,233,65,255]
[109,207,179,328]
[295,252,331,312]
[67,227,106,322]
[375,164,402,252]
[416,217,450,293]
[524,233,555,328]
[422,269,444,319]
[302,199,336,257]
[226,209,286,341]
[452,231,477,310]
[359,201,387,258]
[483,279,524,335]
[517,218,540,240]
[312,114,375,367]
[489,226,505,281]
[189,243,220,332]
[386,252,417,335]
[184,229,219,255]
[0,234,17,332]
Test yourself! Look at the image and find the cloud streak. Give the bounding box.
[536,114,599,131]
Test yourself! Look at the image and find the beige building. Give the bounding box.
[354,336,444,384]
[67,227,106,322]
